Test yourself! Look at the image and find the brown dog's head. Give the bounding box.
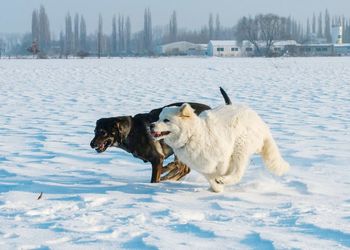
[90,116,132,153]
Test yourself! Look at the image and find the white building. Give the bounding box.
[272,40,300,55]
[241,40,255,56]
[240,40,299,56]
[157,41,207,56]
[334,44,350,55]
[207,40,240,57]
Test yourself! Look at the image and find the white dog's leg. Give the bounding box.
[215,152,250,185]
[204,175,224,193]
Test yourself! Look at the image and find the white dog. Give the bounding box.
[150,101,289,192]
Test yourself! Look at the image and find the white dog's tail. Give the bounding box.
[261,132,290,176]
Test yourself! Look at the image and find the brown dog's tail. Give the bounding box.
[219,87,232,105]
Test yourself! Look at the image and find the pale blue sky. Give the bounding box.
[1,0,349,35]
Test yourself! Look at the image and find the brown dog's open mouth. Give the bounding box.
[95,139,113,153]
[151,131,171,138]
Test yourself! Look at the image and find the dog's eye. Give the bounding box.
[163,119,170,123]
[99,130,107,136]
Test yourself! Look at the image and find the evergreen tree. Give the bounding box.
[31,10,39,42]
[286,16,292,38]
[324,9,331,42]
[169,11,177,42]
[97,14,103,58]
[74,13,79,54]
[59,30,64,57]
[317,12,323,38]
[80,16,87,52]
[306,18,310,37]
[209,13,214,40]
[39,5,50,52]
[143,8,152,54]
[112,15,117,55]
[346,19,350,43]
[215,14,221,39]
[118,14,125,53]
[65,13,73,57]
[125,16,131,53]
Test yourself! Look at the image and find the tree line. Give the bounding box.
[1,5,350,58]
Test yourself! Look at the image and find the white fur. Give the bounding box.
[152,103,290,192]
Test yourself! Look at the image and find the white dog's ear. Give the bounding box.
[179,103,194,118]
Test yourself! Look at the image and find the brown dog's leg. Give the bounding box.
[150,161,163,183]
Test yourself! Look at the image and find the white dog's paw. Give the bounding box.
[209,181,224,193]
[210,185,224,193]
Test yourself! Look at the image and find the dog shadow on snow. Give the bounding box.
[0,168,202,197]
[0,153,310,197]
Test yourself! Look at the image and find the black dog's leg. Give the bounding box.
[150,160,163,183]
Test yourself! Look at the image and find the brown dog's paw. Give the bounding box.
[161,161,178,174]
[161,162,190,181]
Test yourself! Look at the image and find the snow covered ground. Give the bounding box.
[0,57,349,249]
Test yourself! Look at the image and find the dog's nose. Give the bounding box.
[150,123,155,130]
[90,140,96,148]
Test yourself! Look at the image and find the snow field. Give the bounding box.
[0,57,349,249]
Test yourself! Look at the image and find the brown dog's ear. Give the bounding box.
[179,103,194,118]
[115,116,132,141]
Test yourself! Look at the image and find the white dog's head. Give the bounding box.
[150,103,198,148]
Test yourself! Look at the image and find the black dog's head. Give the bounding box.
[90,116,132,153]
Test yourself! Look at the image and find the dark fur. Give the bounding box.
[220,87,232,105]
[90,88,232,183]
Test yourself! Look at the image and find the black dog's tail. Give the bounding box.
[219,87,232,105]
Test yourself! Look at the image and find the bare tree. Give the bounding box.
[236,14,286,56]
[257,14,282,56]
[97,14,103,58]
[236,16,260,55]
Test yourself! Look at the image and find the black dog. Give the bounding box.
[90,87,231,183]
